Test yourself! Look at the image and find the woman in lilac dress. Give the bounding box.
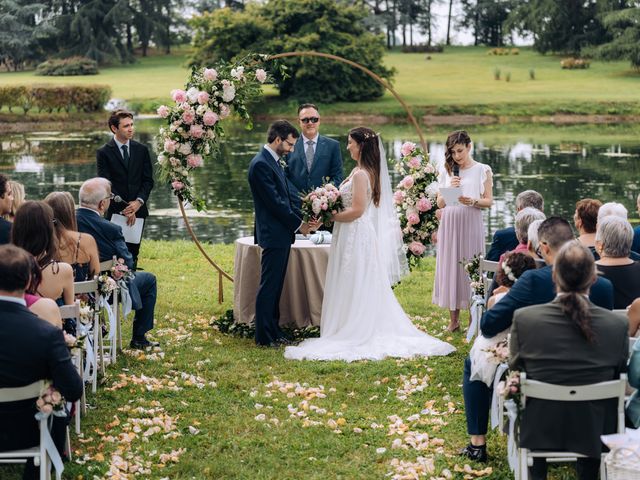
[432,131,493,331]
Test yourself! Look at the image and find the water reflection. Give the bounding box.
[0,120,638,244]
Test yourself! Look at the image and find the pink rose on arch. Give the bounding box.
[197,91,210,105]
[171,89,187,103]
[203,110,219,126]
[407,212,420,225]
[255,68,267,83]
[182,110,195,125]
[400,141,416,157]
[401,175,414,189]
[203,68,217,81]
[424,163,435,174]
[164,139,177,154]
[157,105,170,118]
[416,197,432,212]
[408,241,426,256]
[171,180,185,191]
[178,142,192,155]
[219,104,231,119]
[186,154,203,168]
[393,190,406,205]
[169,157,180,167]
[408,156,421,169]
[189,124,204,139]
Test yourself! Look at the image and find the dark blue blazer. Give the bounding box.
[248,148,301,249]
[285,135,343,208]
[0,218,10,245]
[481,264,614,337]
[633,226,640,254]
[486,226,518,261]
[76,207,134,269]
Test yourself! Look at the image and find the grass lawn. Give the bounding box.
[3,240,582,479]
[1,46,639,118]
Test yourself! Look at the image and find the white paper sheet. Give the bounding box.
[440,187,462,206]
[110,214,145,244]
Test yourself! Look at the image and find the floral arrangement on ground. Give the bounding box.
[212,309,320,340]
[394,142,440,268]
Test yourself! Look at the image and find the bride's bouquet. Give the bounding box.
[300,182,343,227]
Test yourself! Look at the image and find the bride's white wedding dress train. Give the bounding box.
[284,175,455,362]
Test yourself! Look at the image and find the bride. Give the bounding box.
[285,127,455,362]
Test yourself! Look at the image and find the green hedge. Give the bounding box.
[0,85,111,113]
[36,57,99,76]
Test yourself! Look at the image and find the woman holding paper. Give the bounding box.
[433,130,493,331]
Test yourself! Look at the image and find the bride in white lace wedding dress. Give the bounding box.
[285,127,455,362]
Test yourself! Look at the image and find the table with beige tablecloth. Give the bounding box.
[233,236,331,328]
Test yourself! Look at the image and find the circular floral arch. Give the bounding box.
[156,51,429,303]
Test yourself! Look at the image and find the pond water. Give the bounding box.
[0,119,638,244]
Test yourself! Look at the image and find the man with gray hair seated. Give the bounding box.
[632,193,640,254]
[486,190,544,261]
[594,201,640,261]
[595,215,640,311]
[76,177,159,349]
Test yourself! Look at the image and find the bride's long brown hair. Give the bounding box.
[349,127,381,206]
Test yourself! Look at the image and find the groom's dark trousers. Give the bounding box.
[248,146,302,346]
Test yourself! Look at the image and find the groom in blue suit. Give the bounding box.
[285,104,343,213]
[248,121,319,347]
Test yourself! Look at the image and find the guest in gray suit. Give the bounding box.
[285,103,343,212]
[510,241,629,480]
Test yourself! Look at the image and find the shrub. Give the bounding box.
[488,47,519,56]
[560,57,590,69]
[401,44,444,53]
[0,85,111,114]
[529,68,535,80]
[494,68,501,80]
[506,72,511,82]
[36,57,99,76]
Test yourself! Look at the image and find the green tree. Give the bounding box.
[588,4,640,68]
[190,0,395,102]
[460,0,515,46]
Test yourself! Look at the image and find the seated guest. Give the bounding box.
[597,201,627,223]
[0,174,13,244]
[0,244,83,480]
[45,191,100,282]
[525,219,546,265]
[633,193,640,254]
[24,254,62,329]
[573,198,601,256]
[510,242,628,480]
[486,190,544,261]
[76,178,158,349]
[629,297,640,337]
[11,201,74,306]
[3,180,25,222]
[628,334,640,428]
[460,217,614,462]
[487,252,537,309]
[595,216,640,309]
[507,207,546,258]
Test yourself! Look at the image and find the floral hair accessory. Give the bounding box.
[501,260,518,283]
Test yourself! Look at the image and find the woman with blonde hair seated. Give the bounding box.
[3,180,25,222]
[45,191,99,282]
[11,201,74,305]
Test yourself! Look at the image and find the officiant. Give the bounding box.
[285,103,343,214]
[97,109,154,269]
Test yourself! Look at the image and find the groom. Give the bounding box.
[248,120,319,347]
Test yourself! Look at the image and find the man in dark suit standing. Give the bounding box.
[0,174,13,244]
[0,244,83,479]
[97,109,154,268]
[285,104,343,212]
[248,121,319,347]
[460,217,614,462]
[486,190,544,261]
[76,177,158,350]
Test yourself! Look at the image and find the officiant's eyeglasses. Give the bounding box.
[300,117,319,124]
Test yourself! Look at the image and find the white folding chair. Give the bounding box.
[516,372,627,480]
[480,256,499,302]
[73,280,102,394]
[0,380,62,480]
[99,258,123,358]
[59,302,84,436]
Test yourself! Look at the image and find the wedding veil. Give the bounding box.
[374,135,410,285]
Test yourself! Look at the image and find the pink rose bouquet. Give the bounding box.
[300,182,344,227]
[394,142,439,268]
[36,383,66,416]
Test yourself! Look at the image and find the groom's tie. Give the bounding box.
[305,140,314,171]
[121,144,130,169]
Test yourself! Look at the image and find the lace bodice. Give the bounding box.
[339,172,372,209]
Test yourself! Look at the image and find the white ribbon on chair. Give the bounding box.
[118,280,132,318]
[466,294,485,342]
[33,409,66,477]
[505,399,519,473]
[98,294,117,341]
[491,363,510,429]
[78,322,95,382]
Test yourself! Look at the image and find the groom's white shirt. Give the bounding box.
[263,144,303,233]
